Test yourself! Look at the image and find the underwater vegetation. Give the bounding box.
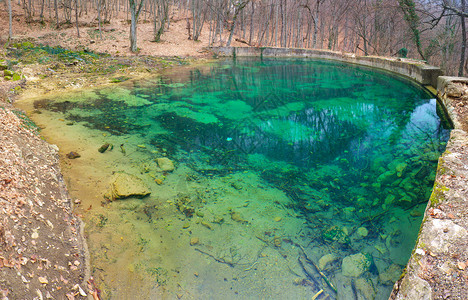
[32,58,450,299]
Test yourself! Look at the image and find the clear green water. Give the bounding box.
[32,58,450,299]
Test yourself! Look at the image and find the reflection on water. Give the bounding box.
[27,58,450,299]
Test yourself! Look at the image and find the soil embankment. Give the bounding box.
[0,95,89,298]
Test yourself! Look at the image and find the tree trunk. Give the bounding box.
[75,0,80,37]
[98,0,103,39]
[248,1,254,45]
[54,0,59,28]
[8,0,13,40]
[129,0,145,52]
[130,5,137,51]
[40,0,45,23]
[274,0,278,46]
[226,8,240,47]
[459,0,466,76]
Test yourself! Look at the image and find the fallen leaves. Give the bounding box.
[0,104,86,299]
[38,276,48,284]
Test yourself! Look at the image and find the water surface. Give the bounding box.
[21,58,450,299]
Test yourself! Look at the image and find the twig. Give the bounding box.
[244,261,257,271]
[194,248,235,267]
[357,209,390,228]
[295,243,337,294]
[298,254,320,287]
[311,289,323,300]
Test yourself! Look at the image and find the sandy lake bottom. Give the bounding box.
[17,58,451,299]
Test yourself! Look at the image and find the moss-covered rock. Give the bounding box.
[341,253,372,277]
[0,61,7,70]
[4,69,14,77]
[12,73,21,81]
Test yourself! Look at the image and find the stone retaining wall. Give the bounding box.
[390,77,468,299]
[210,47,442,88]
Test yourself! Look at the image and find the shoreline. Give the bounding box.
[0,99,90,299]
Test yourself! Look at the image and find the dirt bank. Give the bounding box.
[0,90,89,298]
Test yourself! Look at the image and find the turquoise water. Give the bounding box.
[33,58,450,299]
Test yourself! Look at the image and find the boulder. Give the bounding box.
[342,253,372,277]
[157,157,175,172]
[106,172,150,200]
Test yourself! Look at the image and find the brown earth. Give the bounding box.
[0,91,89,298]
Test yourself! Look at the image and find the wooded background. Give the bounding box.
[4,0,467,76]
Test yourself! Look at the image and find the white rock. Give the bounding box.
[319,253,338,270]
[342,253,372,277]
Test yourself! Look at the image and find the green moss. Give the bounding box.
[429,182,449,206]
[399,267,408,280]
[12,73,21,81]
[7,42,101,65]
[110,76,130,83]
[11,110,40,135]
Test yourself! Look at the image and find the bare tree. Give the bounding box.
[440,0,467,75]
[151,0,170,42]
[129,0,145,52]
[226,0,250,46]
[8,0,13,40]
[459,0,466,76]
[191,0,207,41]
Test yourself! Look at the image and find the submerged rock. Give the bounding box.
[377,170,396,185]
[190,237,199,246]
[105,172,150,200]
[395,162,407,177]
[322,226,350,244]
[355,277,377,299]
[230,211,248,224]
[157,157,175,172]
[379,263,402,285]
[318,253,338,270]
[66,151,81,159]
[98,143,110,153]
[357,227,368,237]
[341,253,372,277]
